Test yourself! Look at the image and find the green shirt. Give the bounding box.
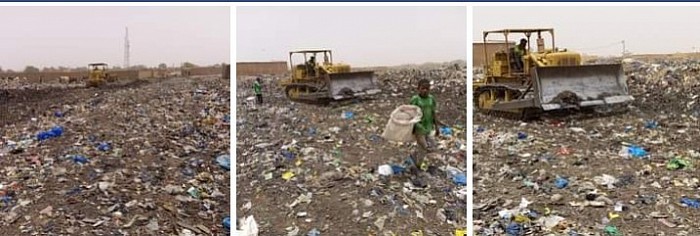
[410,94,437,135]
[253,81,262,95]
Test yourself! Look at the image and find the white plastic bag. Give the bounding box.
[381,105,422,142]
[239,215,259,236]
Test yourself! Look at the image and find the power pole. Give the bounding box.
[621,40,626,57]
[124,27,130,69]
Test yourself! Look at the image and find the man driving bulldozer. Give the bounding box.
[512,38,528,72]
[306,56,317,75]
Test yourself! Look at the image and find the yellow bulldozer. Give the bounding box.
[280,49,380,102]
[86,63,117,88]
[474,28,634,119]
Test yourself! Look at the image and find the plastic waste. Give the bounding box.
[452,173,466,186]
[666,157,691,170]
[681,197,700,208]
[240,215,259,236]
[71,155,89,164]
[216,154,230,171]
[506,222,523,236]
[307,228,321,236]
[604,225,621,236]
[342,111,354,119]
[476,127,485,133]
[97,142,111,152]
[281,150,295,160]
[390,164,405,174]
[54,111,64,117]
[517,132,527,140]
[307,127,317,136]
[440,126,453,136]
[628,146,647,158]
[378,165,393,176]
[644,120,658,129]
[223,217,230,230]
[554,176,569,189]
[37,126,64,141]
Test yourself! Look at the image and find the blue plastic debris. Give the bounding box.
[343,111,354,119]
[72,155,89,164]
[506,222,523,236]
[440,126,453,136]
[281,150,295,160]
[452,173,467,186]
[49,126,64,137]
[223,217,230,230]
[628,145,648,158]
[681,197,700,208]
[216,154,230,171]
[37,126,64,141]
[390,164,405,174]
[97,142,111,152]
[476,127,485,133]
[555,176,569,189]
[645,120,658,129]
[517,132,527,140]
[54,111,64,117]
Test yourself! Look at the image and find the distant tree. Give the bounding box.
[158,63,167,69]
[182,62,197,68]
[24,66,40,73]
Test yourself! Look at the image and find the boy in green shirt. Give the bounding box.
[253,77,263,104]
[409,78,444,173]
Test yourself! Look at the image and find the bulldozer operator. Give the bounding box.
[512,38,528,72]
[306,56,317,75]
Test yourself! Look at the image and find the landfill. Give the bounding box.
[0,76,230,235]
[236,61,467,235]
[473,57,700,235]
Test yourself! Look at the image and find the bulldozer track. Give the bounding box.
[474,85,542,120]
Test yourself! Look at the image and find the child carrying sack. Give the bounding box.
[382,105,423,142]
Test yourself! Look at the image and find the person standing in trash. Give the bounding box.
[409,78,444,174]
[253,77,263,104]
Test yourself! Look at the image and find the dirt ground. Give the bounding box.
[0,76,230,235]
[236,64,467,235]
[473,58,700,235]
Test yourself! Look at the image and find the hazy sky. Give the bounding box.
[0,7,229,71]
[237,7,466,67]
[474,7,699,56]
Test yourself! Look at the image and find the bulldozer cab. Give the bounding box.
[289,50,333,79]
[483,28,556,78]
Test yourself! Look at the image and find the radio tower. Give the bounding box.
[124,27,130,69]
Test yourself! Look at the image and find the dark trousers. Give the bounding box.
[256,94,263,104]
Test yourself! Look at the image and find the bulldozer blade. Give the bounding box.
[533,64,634,111]
[329,71,380,100]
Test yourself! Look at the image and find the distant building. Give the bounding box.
[473,41,515,68]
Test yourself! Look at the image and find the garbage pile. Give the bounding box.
[473,57,700,235]
[236,62,467,235]
[0,76,230,235]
